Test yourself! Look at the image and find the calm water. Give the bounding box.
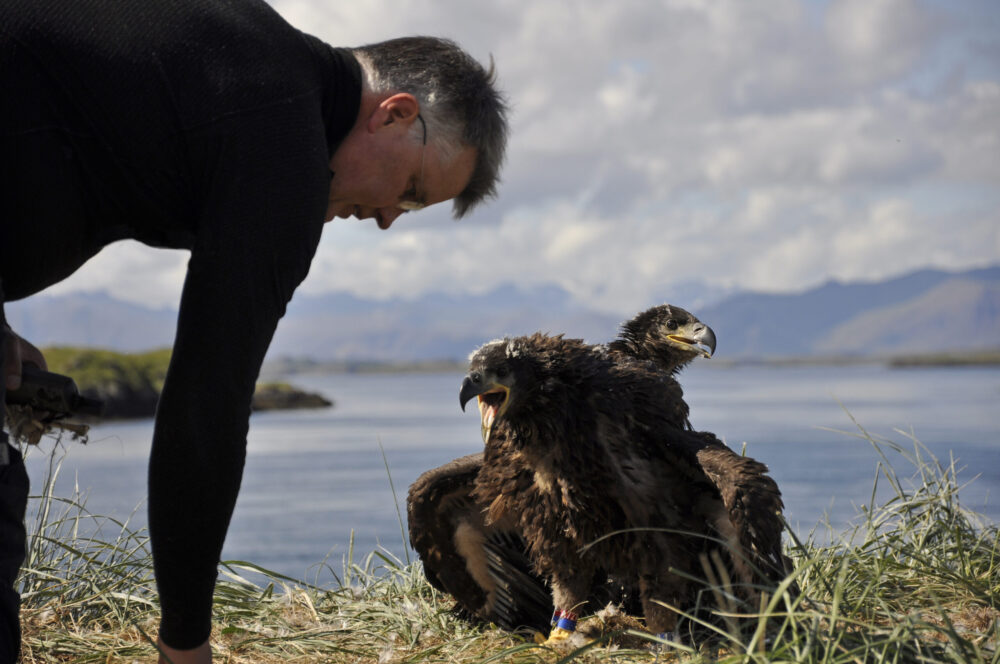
[21,363,1000,585]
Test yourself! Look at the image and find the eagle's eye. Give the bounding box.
[471,371,482,384]
[495,365,510,378]
[665,319,678,330]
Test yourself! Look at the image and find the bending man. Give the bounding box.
[0,1,508,662]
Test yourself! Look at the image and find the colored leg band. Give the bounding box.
[556,611,578,632]
[556,617,577,631]
[550,609,563,625]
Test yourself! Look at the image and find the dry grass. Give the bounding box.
[14,420,1000,663]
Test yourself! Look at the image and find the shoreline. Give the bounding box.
[262,348,1000,376]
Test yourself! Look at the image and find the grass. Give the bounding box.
[13,421,999,663]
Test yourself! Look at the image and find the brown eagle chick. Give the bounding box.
[459,332,785,642]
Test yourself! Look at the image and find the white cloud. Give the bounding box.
[42,242,189,309]
[825,0,937,85]
[37,0,1000,317]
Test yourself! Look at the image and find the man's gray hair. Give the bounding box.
[352,37,509,218]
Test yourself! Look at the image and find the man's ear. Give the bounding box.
[367,93,420,133]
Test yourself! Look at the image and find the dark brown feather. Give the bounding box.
[408,305,787,636]
[467,333,788,635]
[407,453,553,631]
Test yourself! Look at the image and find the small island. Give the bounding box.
[40,346,332,419]
[249,381,332,411]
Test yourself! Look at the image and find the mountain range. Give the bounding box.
[697,265,1000,358]
[4,265,998,362]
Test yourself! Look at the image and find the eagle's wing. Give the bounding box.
[407,452,552,632]
[407,453,484,600]
[680,433,791,584]
[482,528,554,632]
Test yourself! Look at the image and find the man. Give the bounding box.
[0,0,509,661]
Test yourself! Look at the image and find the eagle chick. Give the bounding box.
[460,332,786,642]
[408,305,716,631]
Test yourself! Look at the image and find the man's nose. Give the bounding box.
[376,207,405,230]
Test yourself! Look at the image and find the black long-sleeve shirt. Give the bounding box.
[0,0,361,648]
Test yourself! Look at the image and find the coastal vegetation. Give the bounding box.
[39,346,331,417]
[13,424,998,663]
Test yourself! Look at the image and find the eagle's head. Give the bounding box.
[459,336,545,443]
[612,304,716,372]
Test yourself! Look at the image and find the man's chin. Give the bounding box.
[324,204,345,222]
[328,205,359,221]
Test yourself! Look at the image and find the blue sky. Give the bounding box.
[43,0,1000,316]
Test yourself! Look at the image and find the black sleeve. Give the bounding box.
[148,109,329,649]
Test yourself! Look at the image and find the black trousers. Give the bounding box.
[1,299,29,663]
[0,441,26,664]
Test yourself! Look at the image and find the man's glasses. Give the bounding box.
[398,114,427,211]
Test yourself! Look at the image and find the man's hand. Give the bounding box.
[2,324,47,392]
[157,637,211,664]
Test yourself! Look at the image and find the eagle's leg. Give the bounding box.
[638,572,681,640]
[536,568,594,645]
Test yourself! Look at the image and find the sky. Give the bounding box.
[42,0,1000,316]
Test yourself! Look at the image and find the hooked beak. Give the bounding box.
[668,322,717,358]
[460,375,510,443]
[459,375,482,412]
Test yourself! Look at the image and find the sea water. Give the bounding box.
[19,363,1000,585]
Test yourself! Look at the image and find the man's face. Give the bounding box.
[325,106,476,230]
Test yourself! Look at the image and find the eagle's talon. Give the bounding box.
[541,626,575,646]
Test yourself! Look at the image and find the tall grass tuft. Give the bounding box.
[15,419,999,663]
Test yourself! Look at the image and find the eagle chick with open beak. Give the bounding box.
[460,346,515,443]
